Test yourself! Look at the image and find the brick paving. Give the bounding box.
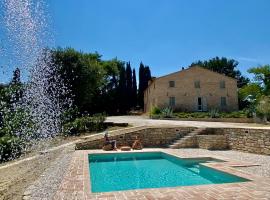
[53,149,270,200]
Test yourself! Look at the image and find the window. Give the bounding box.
[169,81,175,87]
[169,97,176,107]
[221,97,227,107]
[220,80,226,89]
[194,81,200,88]
[197,97,202,111]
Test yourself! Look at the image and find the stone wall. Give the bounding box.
[197,135,228,150]
[206,128,270,155]
[144,66,238,112]
[163,118,254,123]
[76,127,194,150]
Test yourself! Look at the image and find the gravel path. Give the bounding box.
[22,146,74,200]
[0,145,75,200]
[107,115,270,129]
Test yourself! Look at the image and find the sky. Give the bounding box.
[1,0,270,83]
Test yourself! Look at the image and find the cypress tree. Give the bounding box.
[132,68,137,108]
[138,65,152,110]
[118,65,127,113]
[138,62,145,109]
[11,68,21,85]
[126,62,132,110]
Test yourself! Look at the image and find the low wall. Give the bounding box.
[75,125,270,156]
[197,135,228,150]
[207,128,270,155]
[76,127,194,150]
[156,118,254,123]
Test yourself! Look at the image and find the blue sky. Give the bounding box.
[1,0,270,83]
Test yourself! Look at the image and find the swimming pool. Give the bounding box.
[89,152,249,193]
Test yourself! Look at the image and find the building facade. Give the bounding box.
[144,66,238,112]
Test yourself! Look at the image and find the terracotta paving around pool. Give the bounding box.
[53,149,270,200]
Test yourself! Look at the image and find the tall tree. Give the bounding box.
[239,65,270,120]
[126,62,133,109]
[10,67,22,105]
[248,65,270,95]
[138,62,145,109]
[138,63,152,110]
[190,57,249,88]
[11,68,21,85]
[132,68,137,108]
[118,65,127,113]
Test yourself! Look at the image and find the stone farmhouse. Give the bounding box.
[144,66,238,112]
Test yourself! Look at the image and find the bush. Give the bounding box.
[256,95,270,121]
[209,109,220,118]
[63,113,106,135]
[0,136,23,162]
[150,106,161,116]
[174,112,208,118]
[161,107,174,118]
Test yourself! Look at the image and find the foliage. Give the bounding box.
[150,106,161,116]
[52,48,144,115]
[239,65,270,120]
[132,69,137,108]
[209,108,220,118]
[248,65,270,95]
[255,96,270,121]
[138,62,152,109]
[220,111,248,118]
[0,136,23,162]
[161,107,174,118]
[239,83,263,102]
[159,110,249,119]
[191,57,249,88]
[63,113,106,135]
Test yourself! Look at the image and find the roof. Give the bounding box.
[147,65,237,88]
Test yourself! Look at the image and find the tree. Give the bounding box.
[10,68,23,106]
[190,57,249,88]
[132,68,137,108]
[239,65,270,120]
[256,95,270,122]
[138,63,152,109]
[52,48,124,115]
[138,62,145,108]
[11,68,21,85]
[248,65,270,95]
[126,62,133,109]
[118,65,127,113]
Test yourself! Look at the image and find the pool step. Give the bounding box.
[169,128,206,149]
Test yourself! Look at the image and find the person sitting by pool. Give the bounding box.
[103,131,117,150]
[132,136,143,150]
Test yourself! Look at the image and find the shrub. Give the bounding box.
[63,113,106,135]
[255,95,270,121]
[161,107,174,118]
[150,106,161,117]
[209,109,220,118]
[0,136,23,162]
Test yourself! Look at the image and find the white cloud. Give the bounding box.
[236,57,262,63]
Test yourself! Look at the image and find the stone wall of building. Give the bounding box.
[144,66,238,112]
[76,127,194,150]
[197,135,228,150]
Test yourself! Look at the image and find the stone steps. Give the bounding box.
[169,128,206,149]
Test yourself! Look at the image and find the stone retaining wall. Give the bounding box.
[206,128,270,155]
[159,118,254,123]
[76,127,194,150]
[197,135,228,150]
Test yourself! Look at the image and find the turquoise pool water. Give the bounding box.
[89,152,248,193]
